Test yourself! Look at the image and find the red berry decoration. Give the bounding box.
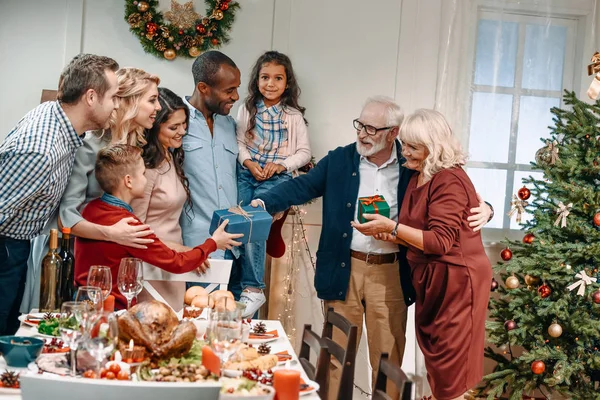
[538,284,552,298]
[500,248,513,261]
[211,38,219,46]
[491,278,499,292]
[594,213,600,227]
[504,320,517,331]
[220,3,229,10]
[531,360,545,375]
[592,290,600,304]
[196,25,206,34]
[518,186,531,201]
[523,233,535,244]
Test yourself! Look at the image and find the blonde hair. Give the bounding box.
[109,68,160,147]
[399,109,466,180]
[95,144,143,194]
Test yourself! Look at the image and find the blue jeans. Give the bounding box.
[237,166,292,290]
[186,250,244,300]
[0,236,31,335]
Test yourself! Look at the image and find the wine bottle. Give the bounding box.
[39,229,63,312]
[59,227,75,303]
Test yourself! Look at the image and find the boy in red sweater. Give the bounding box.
[74,144,242,309]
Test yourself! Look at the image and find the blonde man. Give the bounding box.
[354,109,493,400]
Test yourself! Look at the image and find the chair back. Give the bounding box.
[321,307,358,400]
[298,324,329,398]
[372,353,413,400]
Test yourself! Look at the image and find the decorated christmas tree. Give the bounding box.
[479,91,600,400]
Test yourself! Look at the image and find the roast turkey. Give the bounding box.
[118,300,196,360]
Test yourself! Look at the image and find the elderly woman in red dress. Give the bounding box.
[353,108,492,400]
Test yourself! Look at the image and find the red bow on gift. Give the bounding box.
[362,195,384,212]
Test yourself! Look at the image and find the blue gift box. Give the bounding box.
[209,205,273,245]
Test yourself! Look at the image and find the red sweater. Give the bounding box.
[74,199,217,310]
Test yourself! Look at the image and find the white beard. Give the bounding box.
[356,137,388,157]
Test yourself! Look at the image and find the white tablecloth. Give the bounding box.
[0,319,318,400]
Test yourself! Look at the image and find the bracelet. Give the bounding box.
[484,201,494,222]
[391,222,399,236]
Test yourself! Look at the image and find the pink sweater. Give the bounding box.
[236,105,311,173]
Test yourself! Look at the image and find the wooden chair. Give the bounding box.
[298,324,329,398]
[372,353,413,400]
[321,307,359,400]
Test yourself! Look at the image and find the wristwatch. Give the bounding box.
[391,222,399,236]
[484,201,494,222]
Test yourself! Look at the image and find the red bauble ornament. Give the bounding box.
[531,360,545,375]
[594,213,600,227]
[196,24,206,34]
[491,278,499,292]
[211,38,219,45]
[504,320,517,331]
[220,3,229,10]
[518,186,531,201]
[538,284,552,298]
[523,233,535,244]
[592,290,600,304]
[500,248,513,261]
[146,22,157,34]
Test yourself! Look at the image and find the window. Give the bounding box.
[465,10,578,239]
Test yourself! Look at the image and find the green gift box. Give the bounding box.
[358,195,390,223]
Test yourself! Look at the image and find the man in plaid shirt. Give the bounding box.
[0,54,119,335]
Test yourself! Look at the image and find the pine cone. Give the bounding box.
[128,13,143,28]
[195,37,205,47]
[43,311,55,321]
[154,38,167,51]
[0,370,20,389]
[182,35,195,49]
[252,322,267,334]
[257,343,271,355]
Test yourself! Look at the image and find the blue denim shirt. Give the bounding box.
[180,97,238,259]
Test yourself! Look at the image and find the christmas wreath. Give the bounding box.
[124,0,239,60]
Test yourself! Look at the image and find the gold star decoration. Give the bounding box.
[164,0,200,30]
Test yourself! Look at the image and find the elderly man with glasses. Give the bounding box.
[252,96,492,399]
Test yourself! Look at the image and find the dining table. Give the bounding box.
[0,316,319,400]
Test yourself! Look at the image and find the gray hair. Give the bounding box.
[363,96,404,127]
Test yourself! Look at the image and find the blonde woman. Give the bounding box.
[353,109,492,400]
[24,68,161,310]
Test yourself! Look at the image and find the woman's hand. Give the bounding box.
[107,217,155,249]
[210,219,244,250]
[351,213,397,236]
[467,193,492,232]
[243,160,265,181]
[374,232,396,242]
[263,162,286,179]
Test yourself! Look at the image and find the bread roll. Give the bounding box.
[223,354,278,371]
[191,294,212,309]
[184,286,208,305]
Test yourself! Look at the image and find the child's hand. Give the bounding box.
[263,162,286,179]
[243,160,265,181]
[210,219,244,250]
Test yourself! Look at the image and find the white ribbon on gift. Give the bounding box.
[567,270,597,296]
[554,201,573,228]
[507,194,528,224]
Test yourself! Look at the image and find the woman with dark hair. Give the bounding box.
[131,87,198,309]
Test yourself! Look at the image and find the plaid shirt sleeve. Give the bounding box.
[0,151,51,225]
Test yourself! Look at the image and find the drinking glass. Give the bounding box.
[85,311,119,376]
[207,298,243,364]
[74,286,103,313]
[117,258,144,310]
[87,266,112,301]
[59,301,87,377]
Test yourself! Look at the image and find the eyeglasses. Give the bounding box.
[353,119,393,136]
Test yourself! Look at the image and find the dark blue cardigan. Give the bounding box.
[262,140,416,306]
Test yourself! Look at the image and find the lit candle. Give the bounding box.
[123,339,135,363]
[273,369,301,400]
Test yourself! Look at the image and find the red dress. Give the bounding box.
[399,167,492,399]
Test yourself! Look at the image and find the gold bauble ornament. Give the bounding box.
[163,49,177,60]
[137,1,149,12]
[188,47,201,57]
[505,276,520,289]
[524,274,540,286]
[548,323,563,338]
[213,9,224,20]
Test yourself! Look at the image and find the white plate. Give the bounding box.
[33,331,59,339]
[300,378,320,396]
[18,313,45,328]
[0,386,20,394]
[222,369,243,378]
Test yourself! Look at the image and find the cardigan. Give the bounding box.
[261,140,417,306]
[236,105,311,173]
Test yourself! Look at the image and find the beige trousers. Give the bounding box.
[325,256,408,400]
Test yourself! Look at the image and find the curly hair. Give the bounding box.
[109,68,160,146]
[244,51,306,139]
[142,87,193,219]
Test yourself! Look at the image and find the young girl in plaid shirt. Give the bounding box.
[235,51,311,316]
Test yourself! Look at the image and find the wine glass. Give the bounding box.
[85,311,119,376]
[117,258,144,310]
[87,266,112,301]
[74,286,103,313]
[59,301,87,377]
[207,298,243,364]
